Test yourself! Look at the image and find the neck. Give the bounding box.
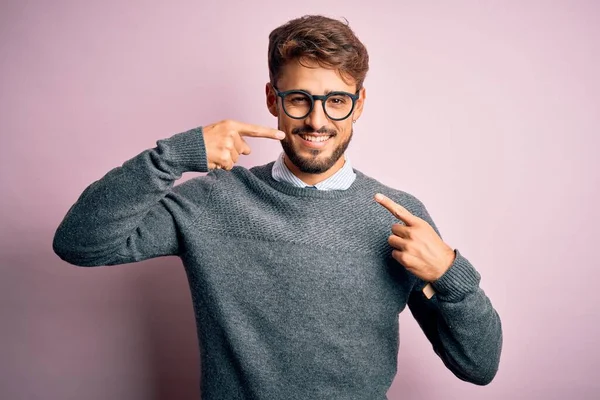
[283,154,346,186]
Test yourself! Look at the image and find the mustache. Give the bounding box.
[292,126,337,136]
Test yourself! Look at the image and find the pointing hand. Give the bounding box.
[203,120,286,170]
[375,193,456,283]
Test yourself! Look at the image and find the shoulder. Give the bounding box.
[172,165,251,190]
[173,162,274,200]
[170,171,220,200]
[354,169,428,216]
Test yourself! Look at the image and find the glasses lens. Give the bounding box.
[324,94,354,120]
[283,92,312,118]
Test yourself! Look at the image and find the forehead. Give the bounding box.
[277,59,356,93]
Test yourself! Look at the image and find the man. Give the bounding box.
[53,15,502,400]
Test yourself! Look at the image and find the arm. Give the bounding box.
[52,127,212,266]
[407,204,503,385]
[53,121,285,267]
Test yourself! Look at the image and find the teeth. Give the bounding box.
[300,135,331,142]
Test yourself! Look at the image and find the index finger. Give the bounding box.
[235,122,286,140]
[374,193,418,226]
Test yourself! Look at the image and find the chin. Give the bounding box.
[281,136,349,174]
[291,155,338,174]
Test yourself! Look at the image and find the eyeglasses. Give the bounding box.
[273,86,360,121]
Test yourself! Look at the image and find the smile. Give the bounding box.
[299,134,333,143]
[297,134,334,149]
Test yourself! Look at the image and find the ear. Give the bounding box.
[265,83,278,117]
[351,87,367,121]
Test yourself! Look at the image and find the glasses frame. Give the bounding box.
[273,86,360,121]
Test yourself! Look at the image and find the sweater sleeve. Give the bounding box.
[52,127,215,267]
[405,201,503,385]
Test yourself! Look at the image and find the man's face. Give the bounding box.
[266,60,365,174]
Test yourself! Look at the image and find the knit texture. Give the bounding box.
[53,127,503,399]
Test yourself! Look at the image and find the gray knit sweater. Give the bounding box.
[53,127,502,399]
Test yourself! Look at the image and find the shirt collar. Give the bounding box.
[272,152,356,190]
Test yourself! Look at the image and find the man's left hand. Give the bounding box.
[375,193,456,282]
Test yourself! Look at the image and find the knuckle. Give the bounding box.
[220,150,230,162]
[223,136,234,149]
[227,129,238,138]
[391,225,402,237]
[406,243,419,255]
[221,119,234,129]
[397,252,406,263]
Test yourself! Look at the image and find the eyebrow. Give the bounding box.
[295,88,344,94]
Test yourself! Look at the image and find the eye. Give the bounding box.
[327,95,349,107]
[289,95,309,104]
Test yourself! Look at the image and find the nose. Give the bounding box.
[304,99,328,130]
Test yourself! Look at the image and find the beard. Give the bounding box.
[280,125,353,174]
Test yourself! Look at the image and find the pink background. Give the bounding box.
[1,1,598,399]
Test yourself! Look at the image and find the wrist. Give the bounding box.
[431,249,481,302]
[431,247,456,282]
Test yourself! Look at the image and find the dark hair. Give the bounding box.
[268,15,369,90]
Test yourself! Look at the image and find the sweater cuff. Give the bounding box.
[431,249,481,302]
[157,126,209,173]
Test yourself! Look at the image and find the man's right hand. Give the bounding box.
[202,120,286,170]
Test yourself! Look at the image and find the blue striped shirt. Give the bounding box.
[271,152,356,190]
